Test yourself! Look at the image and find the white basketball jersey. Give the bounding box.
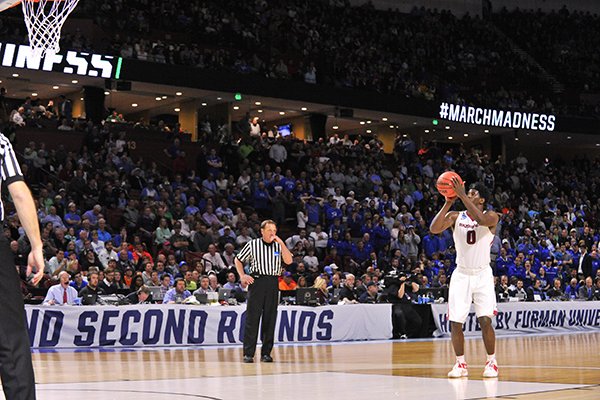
[453,211,494,270]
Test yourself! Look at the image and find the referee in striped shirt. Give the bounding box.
[235,219,292,363]
[0,133,44,399]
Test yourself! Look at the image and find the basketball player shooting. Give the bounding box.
[430,177,499,378]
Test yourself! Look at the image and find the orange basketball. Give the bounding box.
[436,171,463,198]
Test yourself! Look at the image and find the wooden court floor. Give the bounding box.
[28,332,600,399]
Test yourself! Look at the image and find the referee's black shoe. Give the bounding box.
[243,356,254,363]
[261,355,273,363]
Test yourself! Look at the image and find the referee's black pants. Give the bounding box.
[243,275,279,358]
[0,236,36,399]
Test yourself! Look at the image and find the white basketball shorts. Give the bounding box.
[448,267,497,324]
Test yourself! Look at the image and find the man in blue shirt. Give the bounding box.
[324,198,342,228]
[253,182,271,214]
[64,202,82,228]
[372,219,391,252]
[422,231,440,258]
[542,258,558,283]
[43,271,79,305]
[82,204,102,228]
[351,240,371,266]
[302,196,322,227]
[97,218,112,243]
[163,278,191,304]
[564,278,579,299]
[508,257,526,281]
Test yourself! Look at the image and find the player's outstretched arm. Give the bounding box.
[430,197,459,234]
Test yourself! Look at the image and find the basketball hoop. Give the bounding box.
[20,0,80,58]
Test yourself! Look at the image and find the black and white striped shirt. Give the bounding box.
[236,238,282,276]
[0,133,24,221]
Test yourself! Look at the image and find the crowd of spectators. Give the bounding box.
[3,108,599,320]
[2,2,600,117]
[493,7,600,95]
[70,1,597,117]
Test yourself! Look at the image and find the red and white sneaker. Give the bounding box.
[448,361,469,378]
[483,359,499,378]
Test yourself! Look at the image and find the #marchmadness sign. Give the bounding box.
[439,102,556,132]
[0,42,121,78]
[25,304,392,348]
[432,301,600,337]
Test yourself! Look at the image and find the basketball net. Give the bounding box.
[21,0,80,58]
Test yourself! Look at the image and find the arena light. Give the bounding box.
[201,103,207,106]
[413,121,418,125]
[233,106,239,110]
[301,107,307,111]
[366,129,372,133]
[161,95,167,99]
[71,79,78,84]
[484,129,490,133]
[382,117,388,121]
[155,97,161,101]
[175,92,182,96]
[366,120,372,124]
[131,103,138,107]
[424,129,430,133]
[445,126,450,130]
[174,108,180,112]
[257,109,263,113]
[360,121,365,125]
[567,136,572,139]
[448,136,453,140]
[389,125,394,128]
[464,133,469,137]
[279,111,285,115]
[11,73,18,77]
[217,97,222,100]
[53,85,59,89]
[332,125,339,130]
[104,91,110,95]
[31,92,37,96]
[255,101,261,106]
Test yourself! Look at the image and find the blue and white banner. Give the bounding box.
[432,301,600,337]
[25,304,392,348]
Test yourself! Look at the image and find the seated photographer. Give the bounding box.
[126,285,153,304]
[382,271,422,339]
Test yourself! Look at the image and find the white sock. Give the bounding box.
[456,355,466,364]
[487,353,496,362]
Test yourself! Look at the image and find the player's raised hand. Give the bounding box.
[450,177,467,199]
